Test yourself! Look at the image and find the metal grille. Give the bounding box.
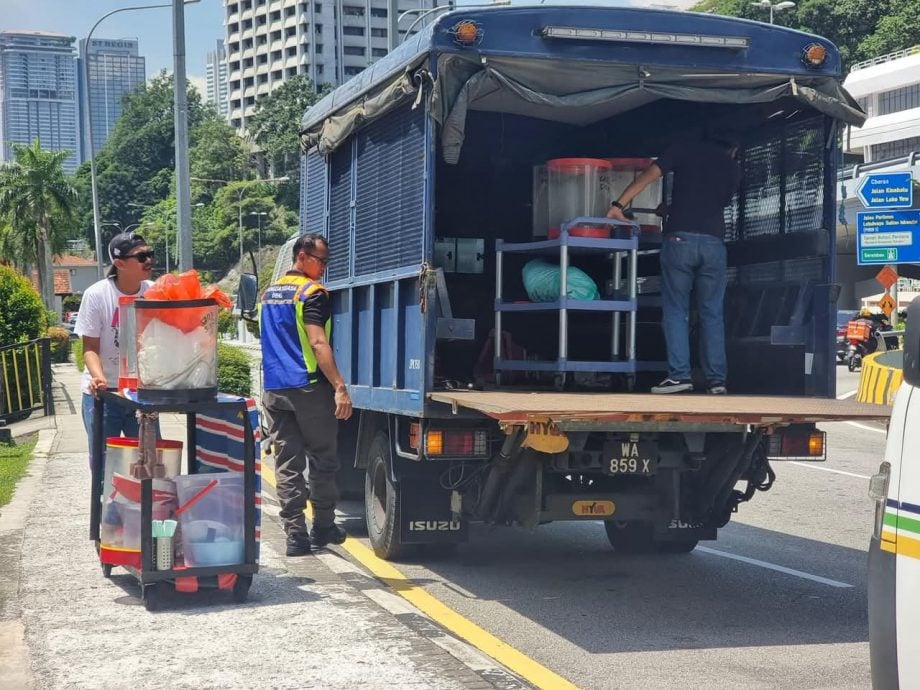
[353,105,426,277]
[783,120,825,234]
[728,116,826,242]
[327,145,352,283]
[303,149,327,235]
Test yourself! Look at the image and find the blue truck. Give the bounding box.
[251,6,888,560]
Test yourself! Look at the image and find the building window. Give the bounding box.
[315,24,323,34]
[270,10,281,20]
[258,74,268,84]
[870,136,920,162]
[244,57,254,67]
[258,54,268,64]
[231,80,241,90]
[343,5,365,16]
[244,76,255,87]
[257,15,267,25]
[273,69,283,80]
[243,18,253,28]
[286,27,297,37]
[246,96,255,105]
[315,2,322,11]
[316,43,323,52]
[271,30,283,40]
[287,46,297,57]
[344,66,363,76]
[287,67,298,77]
[370,8,387,18]
[257,35,268,45]
[286,6,296,16]
[229,22,239,33]
[243,38,253,49]
[343,26,364,36]
[371,28,387,38]
[878,83,920,116]
[228,3,239,14]
[343,46,365,56]
[272,49,283,60]
[230,61,240,71]
[372,48,387,58]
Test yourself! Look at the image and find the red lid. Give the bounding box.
[547,157,613,172]
[105,437,183,449]
[548,226,611,239]
[118,296,136,305]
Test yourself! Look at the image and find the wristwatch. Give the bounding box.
[610,200,625,210]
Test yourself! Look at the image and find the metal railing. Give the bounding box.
[839,152,920,181]
[0,338,54,423]
[851,45,920,72]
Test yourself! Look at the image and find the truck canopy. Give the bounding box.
[300,6,864,158]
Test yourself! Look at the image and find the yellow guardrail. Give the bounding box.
[0,338,53,422]
[857,351,903,406]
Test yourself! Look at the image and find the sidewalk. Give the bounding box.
[0,364,508,689]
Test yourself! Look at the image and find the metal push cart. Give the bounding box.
[90,390,260,611]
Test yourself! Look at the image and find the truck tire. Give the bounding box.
[603,521,698,555]
[364,431,406,560]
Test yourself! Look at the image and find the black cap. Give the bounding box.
[107,231,147,277]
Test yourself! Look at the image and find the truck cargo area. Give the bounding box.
[433,98,838,398]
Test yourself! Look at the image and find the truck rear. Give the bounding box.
[265,6,890,559]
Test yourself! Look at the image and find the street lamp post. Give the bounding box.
[750,0,796,24]
[249,211,268,271]
[83,0,200,280]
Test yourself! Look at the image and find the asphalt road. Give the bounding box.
[335,365,885,690]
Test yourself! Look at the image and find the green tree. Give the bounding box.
[190,111,251,185]
[0,140,78,314]
[858,3,920,60]
[247,75,329,178]
[0,264,46,344]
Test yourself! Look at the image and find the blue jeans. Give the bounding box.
[81,393,140,470]
[660,232,727,384]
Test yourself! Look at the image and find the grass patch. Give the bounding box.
[0,434,36,507]
[73,337,84,371]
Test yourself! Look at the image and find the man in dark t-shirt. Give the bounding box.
[608,136,741,394]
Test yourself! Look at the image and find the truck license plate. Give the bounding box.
[604,440,657,475]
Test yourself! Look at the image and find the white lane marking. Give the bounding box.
[845,421,887,435]
[837,390,857,400]
[697,546,853,589]
[787,462,871,480]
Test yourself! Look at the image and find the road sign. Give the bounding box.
[876,265,898,290]
[857,171,914,209]
[878,293,896,317]
[856,210,920,265]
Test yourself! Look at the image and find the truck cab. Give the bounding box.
[868,299,920,689]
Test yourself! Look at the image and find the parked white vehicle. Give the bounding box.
[868,299,920,689]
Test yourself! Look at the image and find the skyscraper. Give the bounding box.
[206,39,230,120]
[0,31,80,173]
[223,0,438,132]
[77,38,146,162]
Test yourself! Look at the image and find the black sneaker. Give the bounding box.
[286,532,312,557]
[651,378,693,394]
[708,382,728,395]
[310,523,347,548]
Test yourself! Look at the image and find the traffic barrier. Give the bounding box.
[857,351,903,406]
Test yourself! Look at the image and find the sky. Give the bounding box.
[1,0,697,97]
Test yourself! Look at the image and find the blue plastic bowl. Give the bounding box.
[185,539,244,567]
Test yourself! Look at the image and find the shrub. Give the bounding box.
[62,294,82,313]
[217,309,236,339]
[0,265,45,345]
[46,326,71,363]
[73,338,84,372]
[217,344,252,397]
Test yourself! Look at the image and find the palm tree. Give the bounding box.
[0,139,78,316]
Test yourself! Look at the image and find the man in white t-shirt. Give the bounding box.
[75,232,155,467]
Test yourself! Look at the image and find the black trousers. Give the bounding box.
[262,381,339,535]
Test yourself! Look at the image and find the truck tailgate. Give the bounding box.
[428,390,891,428]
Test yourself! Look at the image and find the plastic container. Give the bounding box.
[604,158,663,233]
[102,437,183,503]
[547,158,612,235]
[121,500,175,551]
[118,296,138,389]
[532,164,550,238]
[100,475,177,549]
[174,473,245,567]
[134,298,219,403]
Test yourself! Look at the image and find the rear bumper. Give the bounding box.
[868,535,899,690]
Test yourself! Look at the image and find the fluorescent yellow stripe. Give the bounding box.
[262,466,579,690]
[880,540,897,554]
[894,533,920,560]
[881,528,897,544]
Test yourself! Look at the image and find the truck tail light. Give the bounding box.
[766,428,826,460]
[409,423,488,457]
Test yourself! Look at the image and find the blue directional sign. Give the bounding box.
[857,171,914,209]
[857,210,920,265]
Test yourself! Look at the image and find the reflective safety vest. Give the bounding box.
[259,273,331,390]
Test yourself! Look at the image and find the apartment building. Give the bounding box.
[224,0,438,131]
[77,38,146,161]
[206,39,230,119]
[844,46,920,164]
[0,31,79,173]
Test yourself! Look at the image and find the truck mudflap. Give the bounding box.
[429,391,890,429]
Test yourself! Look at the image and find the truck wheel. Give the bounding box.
[365,432,407,560]
[604,521,698,555]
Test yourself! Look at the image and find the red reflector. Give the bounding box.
[781,435,809,456]
[442,431,476,455]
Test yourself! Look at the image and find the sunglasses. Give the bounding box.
[124,251,155,263]
[306,252,330,266]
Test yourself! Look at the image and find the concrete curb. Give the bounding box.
[0,427,55,690]
[857,351,903,406]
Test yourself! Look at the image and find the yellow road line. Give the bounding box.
[262,465,579,690]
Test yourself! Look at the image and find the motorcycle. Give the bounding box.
[845,316,896,371]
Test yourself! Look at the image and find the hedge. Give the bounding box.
[217,344,252,397]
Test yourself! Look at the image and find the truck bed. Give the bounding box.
[428,390,891,429]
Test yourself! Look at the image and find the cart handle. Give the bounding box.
[174,479,219,517]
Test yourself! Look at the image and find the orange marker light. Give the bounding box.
[802,43,827,67]
[453,20,480,46]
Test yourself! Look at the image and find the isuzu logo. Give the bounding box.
[408,520,461,532]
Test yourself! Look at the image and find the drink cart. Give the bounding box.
[89,390,260,611]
